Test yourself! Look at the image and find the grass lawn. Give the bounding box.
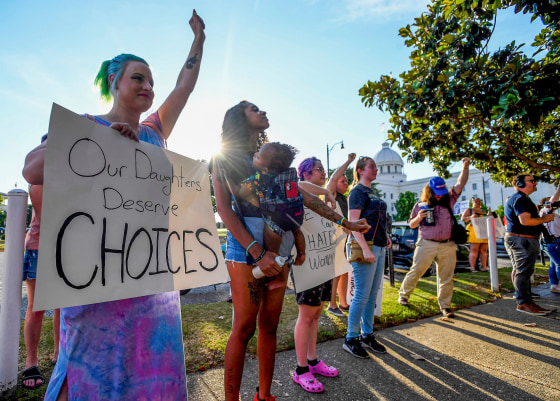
[8,265,550,400]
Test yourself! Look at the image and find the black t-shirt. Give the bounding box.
[335,192,348,219]
[348,184,388,246]
[505,191,541,237]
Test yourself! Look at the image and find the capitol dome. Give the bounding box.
[374,142,403,166]
[374,142,404,176]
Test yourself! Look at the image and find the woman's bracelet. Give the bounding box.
[336,216,346,226]
[245,240,258,257]
[254,248,266,263]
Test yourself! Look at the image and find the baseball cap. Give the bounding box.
[429,177,448,196]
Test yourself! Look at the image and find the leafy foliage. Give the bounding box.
[360,0,560,185]
[394,191,418,221]
[496,204,505,217]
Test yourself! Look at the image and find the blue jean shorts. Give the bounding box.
[225,216,295,264]
[22,249,39,281]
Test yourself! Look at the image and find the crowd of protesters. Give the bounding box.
[14,10,560,401]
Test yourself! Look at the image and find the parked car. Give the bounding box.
[388,221,473,277]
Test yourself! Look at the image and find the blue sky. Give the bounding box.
[0,0,545,194]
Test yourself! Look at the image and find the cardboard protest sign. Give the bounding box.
[454,201,469,216]
[470,215,505,240]
[34,104,227,310]
[290,205,351,293]
[470,216,489,239]
[495,216,506,237]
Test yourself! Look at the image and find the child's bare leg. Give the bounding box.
[263,225,282,255]
[293,228,306,266]
[264,227,288,290]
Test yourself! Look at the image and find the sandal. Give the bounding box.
[293,370,324,393]
[21,366,44,390]
[309,360,338,377]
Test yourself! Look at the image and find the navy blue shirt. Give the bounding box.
[505,191,541,237]
[348,184,388,246]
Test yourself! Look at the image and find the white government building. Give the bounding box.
[373,142,557,217]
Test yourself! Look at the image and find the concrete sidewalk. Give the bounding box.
[187,286,560,401]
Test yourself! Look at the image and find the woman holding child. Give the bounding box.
[23,10,206,400]
[212,102,368,401]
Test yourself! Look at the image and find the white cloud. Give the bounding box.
[332,0,430,22]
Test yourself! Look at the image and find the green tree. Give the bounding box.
[496,204,505,218]
[394,191,417,221]
[359,0,560,185]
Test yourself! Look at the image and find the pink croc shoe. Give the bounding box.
[293,370,324,393]
[309,360,338,377]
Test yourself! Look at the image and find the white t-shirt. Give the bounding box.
[539,208,560,237]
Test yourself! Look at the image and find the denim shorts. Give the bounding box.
[22,249,38,281]
[225,216,295,264]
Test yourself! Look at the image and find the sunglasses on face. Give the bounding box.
[525,179,537,183]
[312,167,325,173]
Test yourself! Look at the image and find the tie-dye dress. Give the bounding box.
[44,113,188,401]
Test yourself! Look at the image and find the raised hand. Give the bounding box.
[189,9,205,41]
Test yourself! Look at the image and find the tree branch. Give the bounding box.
[495,128,560,171]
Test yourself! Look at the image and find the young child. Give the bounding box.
[239,142,306,272]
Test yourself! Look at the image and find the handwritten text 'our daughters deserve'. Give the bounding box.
[68,137,202,217]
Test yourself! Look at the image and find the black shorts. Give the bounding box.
[294,280,333,307]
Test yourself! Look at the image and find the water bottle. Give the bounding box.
[252,256,288,279]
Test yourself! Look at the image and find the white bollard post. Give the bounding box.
[374,249,385,317]
[487,216,499,292]
[0,189,28,395]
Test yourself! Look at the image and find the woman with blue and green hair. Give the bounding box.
[24,10,205,401]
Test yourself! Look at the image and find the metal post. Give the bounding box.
[0,189,28,395]
[326,143,330,178]
[387,247,395,287]
[487,216,499,292]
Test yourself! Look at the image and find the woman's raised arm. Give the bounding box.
[326,153,355,195]
[158,9,205,139]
